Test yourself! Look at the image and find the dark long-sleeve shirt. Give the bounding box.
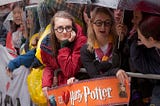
[130,40,160,74]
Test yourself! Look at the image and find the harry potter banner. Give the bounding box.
[48,77,130,106]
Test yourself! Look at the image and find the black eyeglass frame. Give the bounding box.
[54,25,73,33]
[93,20,112,27]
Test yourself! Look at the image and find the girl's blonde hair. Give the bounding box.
[87,7,117,52]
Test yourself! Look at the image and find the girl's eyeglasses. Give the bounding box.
[93,20,112,27]
[54,26,73,33]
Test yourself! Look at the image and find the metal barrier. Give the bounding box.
[80,68,160,80]
[126,72,160,80]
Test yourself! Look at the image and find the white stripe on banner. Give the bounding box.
[0,45,33,106]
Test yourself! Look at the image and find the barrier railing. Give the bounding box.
[126,72,160,80]
[80,68,160,80]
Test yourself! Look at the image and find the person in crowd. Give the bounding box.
[5,0,57,76]
[80,7,129,85]
[111,1,160,106]
[40,11,87,98]
[130,15,160,106]
[67,6,127,84]
[127,1,160,105]
[4,1,27,56]
[131,16,160,73]
[0,4,11,46]
[37,0,56,32]
[114,9,124,24]
[20,5,40,54]
[46,0,84,23]
[5,3,56,104]
[114,9,129,41]
[6,5,41,78]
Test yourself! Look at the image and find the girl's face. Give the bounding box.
[93,12,112,41]
[137,28,155,48]
[26,10,34,29]
[54,17,73,41]
[132,10,142,29]
[114,9,123,24]
[12,6,23,25]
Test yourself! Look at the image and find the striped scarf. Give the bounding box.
[94,41,113,62]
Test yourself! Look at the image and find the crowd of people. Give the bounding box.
[0,0,160,106]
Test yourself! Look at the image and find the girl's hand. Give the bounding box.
[83,5,90,26]
[116,69,130,85]
[68,31,76,42]
[42,87,49,99]
[19,21,28,39]
[6,67,13,80]
[67,77,78,85]
[137,40,143,45]
[116,24,127,41]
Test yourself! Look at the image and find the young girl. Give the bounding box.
[80,7,129,84]
[40,11,87,98]
[5,1,26,56]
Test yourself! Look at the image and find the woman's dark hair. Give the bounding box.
[10,20,20,32]
[25,6,40,36]
[50,11,77,56]
[138,15,160,41]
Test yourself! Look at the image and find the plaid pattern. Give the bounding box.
[47,0,84,22]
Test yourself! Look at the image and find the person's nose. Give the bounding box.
[101,23,106,29]
[62,29,67,33]
[131,18,135,24]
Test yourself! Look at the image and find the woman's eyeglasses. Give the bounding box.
[54,26,73,33]
[93,20,112,27]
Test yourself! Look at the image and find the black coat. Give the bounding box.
[80,38,130,78]
[130,40,160,74]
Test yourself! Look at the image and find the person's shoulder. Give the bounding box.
[40,34,52,52]
[75,23,86,36]
[80,44,88,52]
[41,34,51,45]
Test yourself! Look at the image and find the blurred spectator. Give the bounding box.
[4,1,26,56]
[0,4,11,46]
[131,15,160,106]
[128,1,160,106]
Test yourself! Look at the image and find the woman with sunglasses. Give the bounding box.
[80,7,129,84]
[40,11,87,98]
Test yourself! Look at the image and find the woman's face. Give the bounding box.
[54,17,73,41]
[137,28,155,48]
[12,6,23,25]
[132,10,142,29]
[114,9,123,24]
[93,12,112,41]
[26,10,34,29]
